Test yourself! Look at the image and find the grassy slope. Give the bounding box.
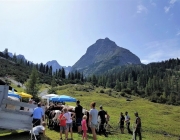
[0,84,180,140]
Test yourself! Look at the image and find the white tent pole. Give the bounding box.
[31,124,33,140]
[47,97,49,106]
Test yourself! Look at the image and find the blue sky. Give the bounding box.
[0,0,180,66]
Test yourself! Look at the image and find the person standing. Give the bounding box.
[134,112,142,140]
[59,109,67,140]
[26,99,34,112]
[98,105,107,137]
[105,111,110,124]
[89,102,98,140]
[125,111,132,134]
[32,102,44,127]
[75,100,83,134]
[119,112,125,134]
[82,115,88,140]
[63,108,75,140]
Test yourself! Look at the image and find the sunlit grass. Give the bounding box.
[0,83,180,140]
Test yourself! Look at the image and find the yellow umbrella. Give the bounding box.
[17,92,33,98]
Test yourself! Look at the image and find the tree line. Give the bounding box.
[87,58,180,105]
[0,49,85,97]
[0,49,84,83]
[1,48,180,105]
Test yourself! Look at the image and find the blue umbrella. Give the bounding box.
[8,91,21,99]
[50,95,76,102]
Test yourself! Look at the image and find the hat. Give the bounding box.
[100,105,103,109]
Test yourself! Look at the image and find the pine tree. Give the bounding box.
[25,68,39,97]
[61,68,65,79]
[77,72,81,80]
[39,63,44,72]
[51,76,56,88]
[71,72,75,80]
[45,65,49,73]
[92,75,97,85]
[49,66,52,75]
[75,70,78,79]
[68,72,71,80]
[81,72,84,82]
[115,79,121,92]
[4,48,9,59]
[13,53,17,63]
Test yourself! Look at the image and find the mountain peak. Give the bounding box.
[105,37,110,40]
[47,60,58,64]
[72,38,141,75]
[46,60,72,74]
[95,37,116,46]
[46,60,62,72]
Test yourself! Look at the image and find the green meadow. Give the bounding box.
[0,84,180,140]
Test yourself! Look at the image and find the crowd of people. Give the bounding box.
[30,100,142,140]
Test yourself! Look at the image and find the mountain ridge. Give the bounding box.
[71,38,141,75]
[45,60,71,74]
[3,51,72,75]
[2,37,141,75]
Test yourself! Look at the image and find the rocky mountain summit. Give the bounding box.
[71,38,141,75]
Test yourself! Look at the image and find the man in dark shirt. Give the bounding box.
[119,112,125,134]
[75,100,83,133]
[134,112,142,140]
[98,105,107,136]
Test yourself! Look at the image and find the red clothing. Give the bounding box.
[59,114,66,126]
[81,119,87,130]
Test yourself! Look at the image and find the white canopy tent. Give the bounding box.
[41,94,59,105]
[41,94,59,99]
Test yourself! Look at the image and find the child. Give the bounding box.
[59,109,67,140]
[82,115,88,140]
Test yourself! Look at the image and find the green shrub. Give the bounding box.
[122,88,131,94]
[100,89,104,93]
[120,92,125,97]
[108,92,112,96]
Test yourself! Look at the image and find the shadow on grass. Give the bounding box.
[0,131,52,140]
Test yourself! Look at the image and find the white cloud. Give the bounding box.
[177,31,180,36]
[164,0,177,13]
[170,0,177,4]
[151,2,156,7]
[164,6,170,13]
[137,5,148,14]
[141,39,180,64]
[150,0,156,7]
[141,59,150,64]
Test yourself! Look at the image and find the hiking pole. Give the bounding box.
[31,123,33,140]
[33,132,37,140]
[31,119,40,140]
[131,124,135,140]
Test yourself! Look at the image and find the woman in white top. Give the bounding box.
[89,102,98,140]
[63,108,75,140]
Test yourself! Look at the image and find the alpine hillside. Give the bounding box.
[71,38,141,75]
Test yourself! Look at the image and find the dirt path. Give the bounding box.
[0,77,26,89]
